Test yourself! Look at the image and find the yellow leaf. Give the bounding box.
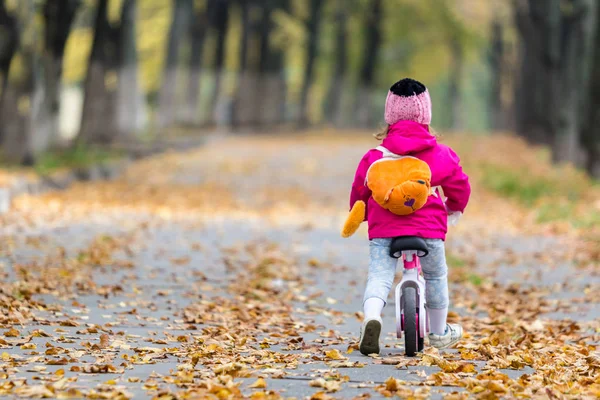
[309,378,341,393]
[486,381,507,393]
[4,328,19,337]
[325,349,346,360]
[56,388,84,399]
[385,377,400,392]
[249,378,267,389]
[456,363,477,373]
[250,392,268,399]
[326,361,365,368]
[99,334,110,349]
[310,392,334,400]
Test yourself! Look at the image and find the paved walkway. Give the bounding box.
[1,133,598,399]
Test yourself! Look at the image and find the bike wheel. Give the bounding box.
[402,287,418,357]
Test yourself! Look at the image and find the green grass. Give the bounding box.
[481,163,600,228]
[447,251,485,286]
[34,145,123,175]
[534,203,600,227]
[480,164,560,206]
[446,252,467,268]
[572,210,600,229]
[467,273,484,286]
[535,202,575,224]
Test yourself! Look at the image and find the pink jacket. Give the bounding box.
[350,121,471,240]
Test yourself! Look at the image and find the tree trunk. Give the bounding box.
[0,0,19,146]
[273,24,287,124]
[181,0,211,126]
[489,17,505,131]
[551,0,597,164]
[156,0,193,130]
[253,0,274,127]
[42,0,80,146]
[325,0,347,127]
[208,0,229,126]
[78,0,118,144]
[448,35,464,131]
[0,0,40,164]
[354,0,382,128]
[230,0,252,129]
[581,2,600,178]
[514,0,561,145]
[115,0,146,140]
[297,0,323,128]
[263,0,288,127]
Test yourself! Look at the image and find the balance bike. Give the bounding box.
[390,236,429,357]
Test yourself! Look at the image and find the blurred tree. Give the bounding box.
[297,0,322,128]
[0,0,19,146]
[78,0,117,144]
[42,0,81,144]
[80,0,145,144]
[515,0,597,165]
[514,0,556,145]
[157,0,193,129]
[442,1,466,131]
[550,0,597,165]
[230,0,256,128]
[230,0,289,128]
[207,0,230,126]
[0,0,41,164]
[581,2,600,178]
[261,0,288,126]
[181,0,212,126]
[355,0,382,128]
[115,0,146,139]
[131,1,171,94]
[254,0,275,126]
[324,0,347,127]
[489,15,506,131]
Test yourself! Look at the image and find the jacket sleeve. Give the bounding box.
[349,152,372,217]
[441,148,471,213]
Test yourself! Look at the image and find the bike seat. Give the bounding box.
[389,236,429,258]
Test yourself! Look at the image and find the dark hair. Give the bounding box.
[389,78,427,97]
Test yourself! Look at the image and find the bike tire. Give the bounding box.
[402,287,418,357]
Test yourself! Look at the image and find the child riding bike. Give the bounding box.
[345,78,471,355]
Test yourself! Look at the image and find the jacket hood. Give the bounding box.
[382,120,436,155]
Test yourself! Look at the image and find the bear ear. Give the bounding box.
[383,187,395,203]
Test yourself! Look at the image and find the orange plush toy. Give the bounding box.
[341,146,432,238]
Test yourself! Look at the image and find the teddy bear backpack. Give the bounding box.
[367,146,433,215]
[342,146,440,237]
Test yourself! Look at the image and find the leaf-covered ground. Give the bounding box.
[1,133,599,399]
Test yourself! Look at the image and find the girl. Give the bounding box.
[349,78,471,355]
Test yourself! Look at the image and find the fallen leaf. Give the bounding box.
[249,378,267,389]
[324,349,346,360]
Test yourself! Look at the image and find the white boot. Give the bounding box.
[428,323,463,349]
[359,317,382,355]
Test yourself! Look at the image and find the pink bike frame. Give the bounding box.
[395,251,428,339]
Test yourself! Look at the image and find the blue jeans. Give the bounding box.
[363,238,449,309]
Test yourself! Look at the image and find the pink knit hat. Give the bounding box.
[384,78,432,126]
